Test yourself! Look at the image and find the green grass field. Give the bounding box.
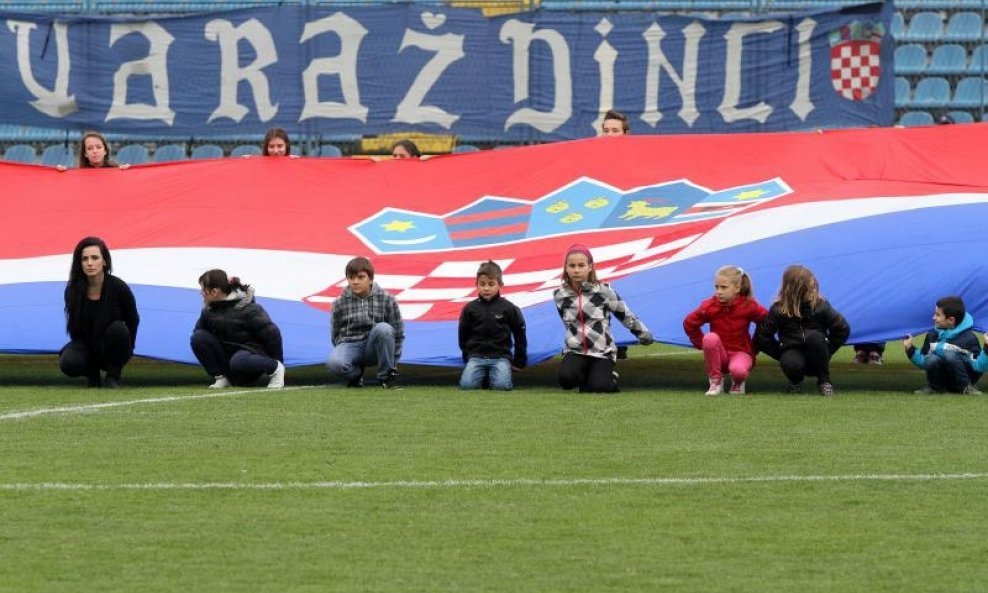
[2,345,987,592]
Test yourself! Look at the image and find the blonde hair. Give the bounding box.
[715,265,752,297]
[774,265,821,317]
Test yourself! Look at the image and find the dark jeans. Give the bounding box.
[923,350,976,393]
[59,320,133,381]
[779,331,833,385]
[559,353,617,393]
[191,329,278,386]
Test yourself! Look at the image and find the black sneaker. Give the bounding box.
[346,376,364,388]
[616,346,629,360]
[103,376,120,389]
[380,369,399,389]
[818,382,834,397]
[786,383,802,394]
[87,374,102,388]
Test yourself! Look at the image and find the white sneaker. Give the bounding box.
[729,380,746,395]
[209,376,231,389]
[705,378,724,396]
[267,361,285,389]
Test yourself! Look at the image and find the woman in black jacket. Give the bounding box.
[755,265,850,397]
[60,237,139,388]
[190,269,285,389]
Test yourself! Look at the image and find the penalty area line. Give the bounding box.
[2,472,987,492]
[0,385,320,421]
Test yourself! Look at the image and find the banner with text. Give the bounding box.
[0,2,892,139]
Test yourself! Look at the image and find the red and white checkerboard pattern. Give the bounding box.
[830,40,880,101]
[305,234,700,321]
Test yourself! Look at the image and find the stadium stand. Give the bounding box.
[453,144,480,153]
[909,77,951,108]
[230,145,262,158]
[927,44,967,75]
[40,145,74,168]
[153,144,188,163]
[2,144,37,164]
[946,110,976,123]
[116,144,150,165]
[898,111,935,126]
[190,144,225,160]
[0,0,983,148]
[894,44,928,75]
[310,144,343,158]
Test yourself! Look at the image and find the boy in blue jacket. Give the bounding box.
[903,295,982,394]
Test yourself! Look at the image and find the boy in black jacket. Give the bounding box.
[904,295,982,394]
[458,261,527,390]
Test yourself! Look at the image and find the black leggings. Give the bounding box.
[778,331,833,385]
[559,353,617,393]
[59,321,133,380]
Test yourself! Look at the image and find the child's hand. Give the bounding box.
[903,334,913,349]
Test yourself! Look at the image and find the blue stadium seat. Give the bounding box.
[909,77,950,107]
[903,12,944,42]
[927,44,967,75]
[40,144,74,168]
[116,144,149,166]
[894,77,911,105]
[453,144,480,153]
[969,44,988,75]
[230,144,261,158]
[153,144,187,162]
[944,12,983,42]
[893,44,927,75]
[946,110,975,124]
[898,111,934,127]
[3,144,37,164]
[951,77,988,108]
[190,144,224,160]
[310,144,342,158]
[891,11,905,39]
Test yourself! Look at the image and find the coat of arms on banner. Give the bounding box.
[830,21,884,101]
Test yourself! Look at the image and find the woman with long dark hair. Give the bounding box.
[60,237,139,388]
[190,269,285,389]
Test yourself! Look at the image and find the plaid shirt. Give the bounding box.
[554,281,649,361]
[331,283,405,360]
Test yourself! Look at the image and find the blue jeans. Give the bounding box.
[460,357,513,391]
[327,322,396,382]
[924,350,975,392]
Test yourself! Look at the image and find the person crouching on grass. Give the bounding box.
[327,257,404,389]
[904,295,982,394]
[554,244,653,393]
[458,261,527,391]
[190,270,285,389]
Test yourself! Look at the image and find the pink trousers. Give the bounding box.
[702,332,754,382]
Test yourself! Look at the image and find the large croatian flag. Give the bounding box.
[2,125,987,367]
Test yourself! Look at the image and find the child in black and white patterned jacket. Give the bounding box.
[553,244,652,393]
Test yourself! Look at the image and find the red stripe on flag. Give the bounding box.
[445,205,531,225]
[449,222,528,240]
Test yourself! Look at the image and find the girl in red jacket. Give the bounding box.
[683,265,768,395]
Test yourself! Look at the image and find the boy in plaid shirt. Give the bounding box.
[328,257,404,388]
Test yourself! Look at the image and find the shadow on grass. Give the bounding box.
[0,346,928,394]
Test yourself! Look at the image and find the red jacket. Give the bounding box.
[683,295,768,356]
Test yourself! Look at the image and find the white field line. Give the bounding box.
[2,473,986,492]
[0,385,318,421]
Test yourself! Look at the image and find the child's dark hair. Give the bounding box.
[476,260,503,284]
[603,109,630,133]
[391,139,421,158]
[716,265,753,297]
[199,269,247,294]
[936,296,965,324]
[345,256,375,280]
